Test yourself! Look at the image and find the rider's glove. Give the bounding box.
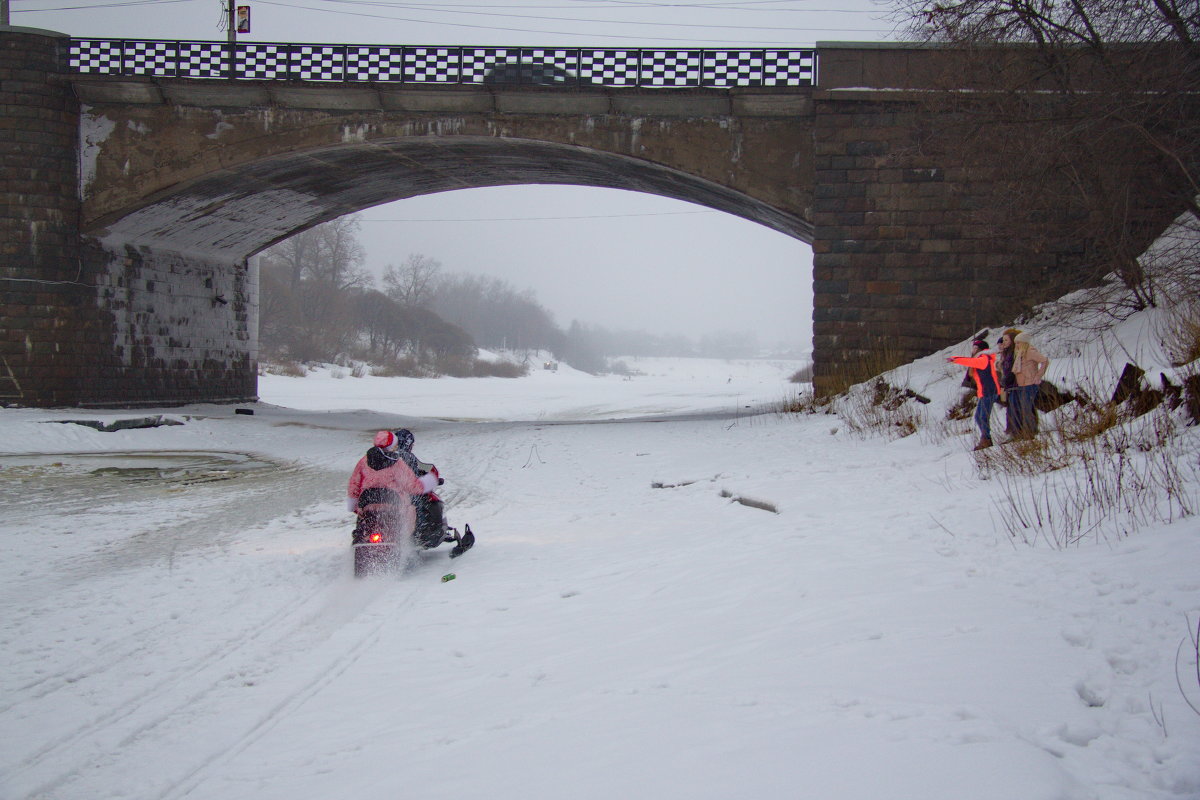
[418,472,439,494]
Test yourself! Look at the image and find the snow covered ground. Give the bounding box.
[1,340,1198,799]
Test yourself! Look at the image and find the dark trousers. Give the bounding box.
[1012,385,1040,436]
[974,393,998,440]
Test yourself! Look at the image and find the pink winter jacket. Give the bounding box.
[347,448,431,533]
[1013,336,1050,387]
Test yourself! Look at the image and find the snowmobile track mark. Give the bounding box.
[155,589,422,800]
[12,575,339,799]
[0,617,177,715]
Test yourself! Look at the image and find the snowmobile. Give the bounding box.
[352,461,474,577]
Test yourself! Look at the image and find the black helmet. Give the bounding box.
[393,429,415,452]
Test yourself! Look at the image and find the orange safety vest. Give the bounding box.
[950,352,1001,398]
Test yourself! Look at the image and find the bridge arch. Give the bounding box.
[65,87,817,406]
[89,133,814,260]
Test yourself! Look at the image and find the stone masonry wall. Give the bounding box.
[0,29,86,406]
[80,240,257,407]
[2,30,256,407]
[810,92,1063,392]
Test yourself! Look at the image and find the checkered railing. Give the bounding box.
[65,40,816,87]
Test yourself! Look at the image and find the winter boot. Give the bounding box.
[973,437,993,451]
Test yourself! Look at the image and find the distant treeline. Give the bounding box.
[257,216,778,374]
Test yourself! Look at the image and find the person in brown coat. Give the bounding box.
[1011,332,1050,437]
[995,328,1020,435]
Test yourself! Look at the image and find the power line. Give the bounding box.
[9,0,872,7]
[299,0,876,13]
[14,0,894,41]
[12,0,193,9]
[251,0,890,41]
[303,0,878,31]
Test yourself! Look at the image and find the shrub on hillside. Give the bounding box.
[1161,300,1200,368]
[438,356,528,378]
[260,360,307,377]
[473,360,527,378]
[371,357,426,378]
[789,363,813,384]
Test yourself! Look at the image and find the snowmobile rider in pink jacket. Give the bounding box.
[347,430,440,537]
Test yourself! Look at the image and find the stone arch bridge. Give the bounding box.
[0,30,1180,406]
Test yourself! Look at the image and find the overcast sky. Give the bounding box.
[12,0,899,347]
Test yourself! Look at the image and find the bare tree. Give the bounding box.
[257,215,373,360]
[264,227,322,295]
[353,289,413,359]
[432,273,561,353]
[382,254,442,308]
[257,258,301,359]
[310,215,372,291]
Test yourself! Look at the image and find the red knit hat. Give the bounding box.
[373,430,396,448]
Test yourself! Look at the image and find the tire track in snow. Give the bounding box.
[7,427,511,799]
[11,573,341,799]
[0,616,178,715]
[434,422,533,526]
[0,465,338,722]
[151,596,407,800]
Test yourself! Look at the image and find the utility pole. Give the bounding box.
[227,0,235,44]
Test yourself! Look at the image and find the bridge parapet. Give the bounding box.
[67,39,815,88]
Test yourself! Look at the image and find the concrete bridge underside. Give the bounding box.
[87,121,814,260]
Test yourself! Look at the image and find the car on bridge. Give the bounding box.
[482,62,590,87]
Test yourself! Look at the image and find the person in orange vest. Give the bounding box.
[948,337,1002,450]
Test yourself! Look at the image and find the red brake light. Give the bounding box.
[368,533,382,543]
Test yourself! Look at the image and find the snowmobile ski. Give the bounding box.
[449,524,475,559]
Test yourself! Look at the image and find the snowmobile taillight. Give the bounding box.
[368,532,383,543]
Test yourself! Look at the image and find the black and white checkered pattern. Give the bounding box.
[578,49,640,86]
[403,47,459,83]
[761,49,815,85]
[178,42,227,78]
[68,40,124,74]
[291,45,344,81]
[121,41,176,77]
[63,39,816,86]
[346,46,405,81]
[522,49,578,77]
[459,48,520,83]
[641,50,702,87]
[236,44,288,80]
[703,50,764,87]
